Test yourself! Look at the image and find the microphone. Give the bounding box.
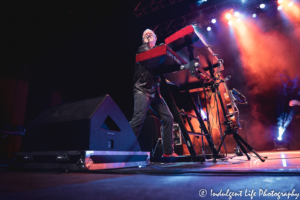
[145,35,151,43]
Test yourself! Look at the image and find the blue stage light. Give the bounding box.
[281,154,287,167]
[277,126,285,141]
[277,111,294,143]
[260,4,265,9]
[196,0,207,7]
[228,20,232,25]
[207,26,211,31]
[201,109,207,120]
[252,13,257,18]
[211,19,217,23]
[278,5,283,10]
[234,12,240,17]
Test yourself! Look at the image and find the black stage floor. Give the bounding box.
[1,151,300,200]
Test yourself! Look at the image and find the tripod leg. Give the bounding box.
[233,134,250,160]
[185,90,218,159]
[216,134,227,156]
[251,149,266,162]
[233,133,266,162]
[201,135,206,161]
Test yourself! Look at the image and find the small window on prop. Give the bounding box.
[100,115,121,132]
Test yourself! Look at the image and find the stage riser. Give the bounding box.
[13,151,150,170]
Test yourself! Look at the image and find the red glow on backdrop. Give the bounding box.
[232,19,300,92]
[230,15,300,146]
[281,1,300,40]
[282,1,300,20]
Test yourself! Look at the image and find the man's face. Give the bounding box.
[143,30,157,45]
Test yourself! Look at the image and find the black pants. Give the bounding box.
[129,91,174,155]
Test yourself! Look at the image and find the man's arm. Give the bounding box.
[136,44,150,54]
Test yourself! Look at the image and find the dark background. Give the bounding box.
[1,0,300,151]
[0,0,225,122]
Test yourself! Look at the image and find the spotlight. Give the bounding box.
[252,13,257,18]
[207,26,211,31]
[234,11,240,17]
[278,126,285,141]
[228,20,232,25]
[225,13,232,19]
[288,1,293,6]
[211,19,217,23]
[277,136,282,141]
[236,18,241,22]
[278,5,283,10]
[278,0,284,3]
[260,4,265,9]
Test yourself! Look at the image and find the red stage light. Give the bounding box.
[225,13,232,20]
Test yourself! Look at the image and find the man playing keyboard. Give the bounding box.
[129,29,178,157]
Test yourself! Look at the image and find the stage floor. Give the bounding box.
[1,151,300,200]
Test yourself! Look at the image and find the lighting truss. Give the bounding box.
[134,0,184,17]
[150,0,276,37]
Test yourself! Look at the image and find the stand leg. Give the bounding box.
[214,84,265,162]
[216,133,227,155]
[233,134,250,160]
[185,90,218,159]
[233,133,265,162]
[214,93,227,154]
[160,76,197,156]
[201,135,206,161]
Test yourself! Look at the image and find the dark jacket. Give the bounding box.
[133,44,160,97]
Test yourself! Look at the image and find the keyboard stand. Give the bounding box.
[159,75,219,160]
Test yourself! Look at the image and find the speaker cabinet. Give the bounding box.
[22,95,140,151]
